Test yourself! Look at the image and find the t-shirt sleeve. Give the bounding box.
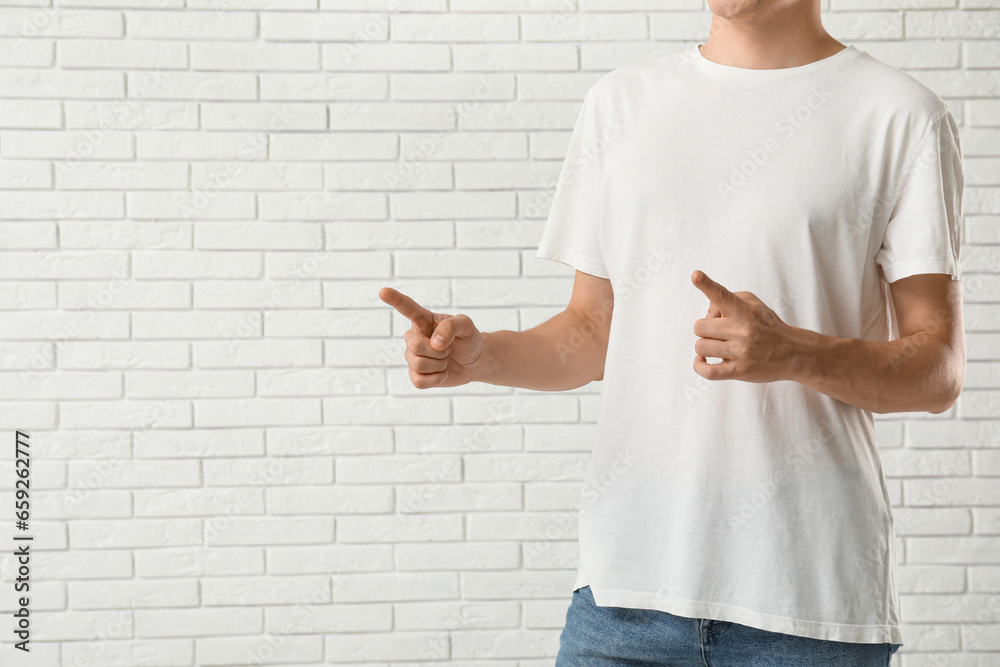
[535,85,611,280]
[875,108,964,284]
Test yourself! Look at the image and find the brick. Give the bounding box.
[908,536,1000,563]
[201,102,326,131]
[127,191,255,220]
[195,398,322,428]
[265,602,391,634]
[70,579,198,609]
[0,9,123,37]
[907,10,1000,37]
[452,629,558,659]
[61,637,194,665]
[0,37,53,67]
[67,105,195,139]
[59,341,190,369]
[0,371,120,399]
[0,221,57,248]
[259,191,387,220]
[197,635,322,665]
[335,514,463,543]
[56,159,190,187]
[192,41,319,71]
[392,73,514,101]
[136,487,265,517]
[397,542,521,571]
[265,426,393,456]
[200,575,331,604]
[135,547,264,577]
[1,130,133,159]
[195,221,322,250]
[31,611,134,642]
[192,162,323,191]
[262,12,389,41]
[193,339,322,368]
[325,631,450,661]
[134,250,261,279]
[0,282,56,310]
[332,572,459,603]
[258,368,385,396]
[0,100,60,128]
[204,457,333,486]
[132,311,261,339]
[266,485,393,515]
[127,72,256,100]
[125,10,256,39]
[523,13,647,41]
[322,43,450,71]
[69,459,199,488]
[461,570,576,599]
[128,369,254,398]
[58,38,187,68]
[193,280,322,309]
[266,544,394,574]
[61,399,192,428]
[136,130,266,160]
[452,43,578,71]
[136,608,262,638]
[133,428,264,458]
[393,13,519,41]
[0,314,128,340]
[59,280,191,310]
[202,518,334,547]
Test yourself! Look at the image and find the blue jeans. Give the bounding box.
[557,586,902,666]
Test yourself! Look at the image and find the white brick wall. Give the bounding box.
[0,2,996,665]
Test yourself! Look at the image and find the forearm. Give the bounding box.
[788,326,964,414]
[473,309,607,391]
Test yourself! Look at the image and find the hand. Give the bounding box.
[378,287,486,389]
[690,270,799,383]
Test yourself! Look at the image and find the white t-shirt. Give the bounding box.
[536,43,963,646]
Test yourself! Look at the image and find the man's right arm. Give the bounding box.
[476,270,614,391]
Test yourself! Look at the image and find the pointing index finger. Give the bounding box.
[691,270,746,315]
[379,287,434,329]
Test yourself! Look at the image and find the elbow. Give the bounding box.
[927,382,963,414]
[926,398,954,415]
[926,362,965,415]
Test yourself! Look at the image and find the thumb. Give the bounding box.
[430,314,476,351]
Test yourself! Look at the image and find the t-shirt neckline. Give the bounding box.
[688,43,859,79]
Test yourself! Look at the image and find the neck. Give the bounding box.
[699,4,844,70]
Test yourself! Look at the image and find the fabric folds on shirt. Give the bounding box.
[535,42,964,646]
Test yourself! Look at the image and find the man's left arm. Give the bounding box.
[691,270,966,414]
[789,273,965,414]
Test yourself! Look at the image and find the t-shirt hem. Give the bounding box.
[880,256,961,283]
[536,243,610,280]
[574,582,903,646]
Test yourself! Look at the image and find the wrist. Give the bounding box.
[784,325,823,385]
[471,331,498,383]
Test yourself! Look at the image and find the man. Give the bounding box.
[379,0,965,663]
